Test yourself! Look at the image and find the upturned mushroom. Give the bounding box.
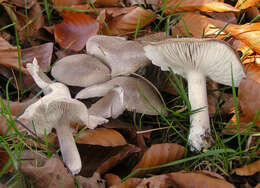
[76,76,167,117]
[143,38,245,151]
[86,35,150,77]
[19,58,108,175]
[51,54,111,87]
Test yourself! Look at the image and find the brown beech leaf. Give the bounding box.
[103,6,156,35]
[232,39,254,56]
[51,0,83,7]
[76,128,127,146]
[166,171,235,188]
[0,150,13,174]
[20,156,76,188]
[160,0,239,14]
[76,173,105,188]
[235,0,259,9]
[172,12,226,38]
[131,143,185,175]
[78,144,140,177]
[3,2,44,41]
[105,173,142,188]
[94,0,124,7]
[238,77,260,126]
[0,37,28,74]
[54,12,99,51]
[225,23,260,54]
[22,42,53,72]
[9,0,36,8]
[235,160,260,176]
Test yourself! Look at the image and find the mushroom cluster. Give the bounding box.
[19,58,108,175]
[51,35,167,119]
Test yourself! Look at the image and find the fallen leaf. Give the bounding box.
[105,173,142,188]
[225,23,260,54]
[166,171,235,188]
[54,12,99,51]
[136,174,179,188]
[76,128,127,146]
[78,144,140,177]
[238,77,260,126]
[9,0,36,8]
[22,42,53,72]
[75,173,105,188]
[131,143,185,175]
[247,7,260,20]
[103,6,156,35]
[171,12,226,38]
[93,0,124,7]
[3,2,44,41]
[232,39,254,56]
[235,0,259,9]
[0,37,28,74]
[20,156,76,188]
[160,0,239,14]
[256,183,260,188]
[51,0,83,7]
[205,12,237,23]
[0,150,13,174]
[235,160,260,176]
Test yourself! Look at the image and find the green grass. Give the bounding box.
[0,0,259,187]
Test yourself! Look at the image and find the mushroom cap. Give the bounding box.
[51,54,111,87]
[89,86,125,119]
[76,76,166,115]
[19,97,90,136]
[86,35,150,77]
[144,38,245,86]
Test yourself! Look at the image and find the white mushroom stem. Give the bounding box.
[186,71,211,151]
[55,123,81,175]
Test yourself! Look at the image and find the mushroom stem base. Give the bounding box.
[56,125,81,175]
[187,71,212,151]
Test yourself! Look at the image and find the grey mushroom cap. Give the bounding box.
[51,54,111,87]
[144,38,245,86]
[76,76,166,116]
[86,35,150,77]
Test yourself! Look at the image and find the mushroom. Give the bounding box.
[76,76,167,116]
[51,54,111,87]
[19,58,108,175]
[143,38,245,151]
[86,35,150,77]
[89,86,125,119]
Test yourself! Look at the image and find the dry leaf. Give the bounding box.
[136,175,178,188]
[238,77,260,126]
[167,171,235,188]
[3,2,44,41]
[76,173,105,188]
[247,7,260,20]
[51,0,83,7]
[0,37,28,74]
[235,0,259,9]
[21,150,48,167]
[76,128,127,146]
[20,156,76,188]
[172,12,226,38]
[103,6,156,35]
[0,150,13,174]
[205,12,237,23]
[232,39,254,56]
[256,183,260,188]
[54,12,99,51]
[105,173,142,188]
[78,144,140,177]
[9,0,36,8]
[131,143,185,175]
[160,0,239,14]
[94,0,124,7]
[22,42,53,72]
[225,23,260,54]
[235,160,260,176]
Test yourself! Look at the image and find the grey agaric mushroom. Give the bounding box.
[51,54,111,87]
[76,76,166,117]
[86,35,150,77]
[19,58,108,175]
[143,38,245,151]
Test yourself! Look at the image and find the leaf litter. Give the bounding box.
[0,0,259,187]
